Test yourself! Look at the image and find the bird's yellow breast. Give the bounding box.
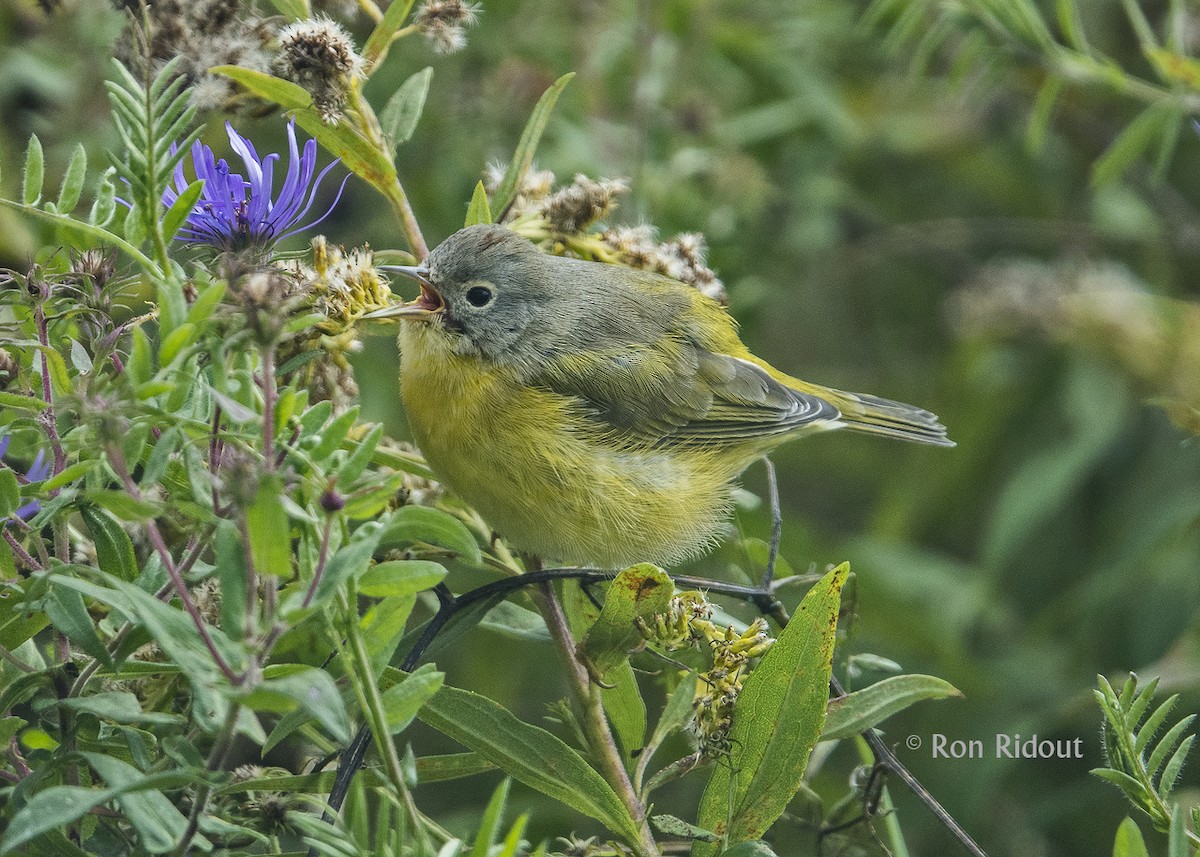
[397,325,745,568]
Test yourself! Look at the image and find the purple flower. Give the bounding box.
[163,119,347,254]
[0,436,51,524]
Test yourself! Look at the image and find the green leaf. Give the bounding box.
[158,321,196,369]
[651,815,718,843]
[822,674,961,741]
[82,753,204,854]
[602,661,647,760]
[1168,805,1188,857]
[186,279,227,326]
[127,325,154,387]
[40,460,92,492]
[335,423,384,487]
[214,522,248,639]
[23,134,44,205]
[472,778,512,857]
[162,179,205,243]
[252,667,352,744]
[68,338,92,374]
[80,504,138,582]
[717,843,778,857]
[695,563,847,856]
[579,564,673,683]
[364,0,417,68]
[380,66,432,148]
[33,345,71,398]
[0,470,17,519]
[60,691,180,725]
[359,559,446,598]
[1026,75,1062,154]
[0,769,205,856]
[380,664,444,733]
[88,489,161,522]
[1159,733,1194,799]
[1092,104,1178,187]
[57,144,87,214]
[1112,817,1150,857]
[246,475,291,577]
[0,390,49,412]
[464,179,492,227]
[381,505,482,566]
[308,526,384,607]
[419,683,642,845]
[44,580,110,665]
[90,165,118,225]
[211,66,397,195]
[267,0,310,21]
[490,73,575,218]
[311,406,360,460]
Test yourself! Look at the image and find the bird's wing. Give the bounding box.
[531,337,840,448]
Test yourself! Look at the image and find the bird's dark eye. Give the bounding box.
[466,285,494,307]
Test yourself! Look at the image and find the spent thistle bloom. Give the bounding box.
[163,119,347,255]
[273,16,363,125]
[413,0,481,54]
[0,436,51,523]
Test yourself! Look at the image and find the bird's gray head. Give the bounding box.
[377,224,552,361]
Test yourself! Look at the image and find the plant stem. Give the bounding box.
[33,297,66,474]
[260,343,276,471]
[108,443,241,685]
[531,580,660,857]
[336,586,433,855]
[346,85,428,259]
[173,703,241,857]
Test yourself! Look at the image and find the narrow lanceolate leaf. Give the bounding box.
[365,0,418,69]
[465,180,493,227]
[81,753,203,854]
[822,674,961,741]
[251,667,352,744]
[1112,817,1151,857]
[490,73,575,218]
[0,770,205,856]
[43,582,109,665]
[80,505,138,582]
[22,134,44,205]
[694,563,848,857]
[1091,104,1178,187]
[246,475,291,577]
[210,65,397,191]
[162,179,205,242]
[472,778,512,857]
[57,144,87,214]
[267,0,310,21]
[419,684,642,846]
[381,67,433,149]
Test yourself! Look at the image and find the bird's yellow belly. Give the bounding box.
[399,332,742,568]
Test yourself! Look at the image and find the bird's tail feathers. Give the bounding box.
[828,390,954,447]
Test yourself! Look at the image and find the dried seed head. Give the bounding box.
[543,175,628,234]
[113,0,277,114]
[413,0,481,54]
[273,16,363,124]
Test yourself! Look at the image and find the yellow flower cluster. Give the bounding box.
[641,592,774,757]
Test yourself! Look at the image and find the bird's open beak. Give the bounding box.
[363,265,444,322]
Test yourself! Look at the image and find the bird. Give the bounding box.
[366,224,952,569]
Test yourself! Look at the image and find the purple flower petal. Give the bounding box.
[162,118,345,254]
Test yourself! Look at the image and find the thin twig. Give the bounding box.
[33,296,66,475]
[3,529,43,571]
[107,444,242,685]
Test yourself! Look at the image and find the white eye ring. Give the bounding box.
[466,285,494,307]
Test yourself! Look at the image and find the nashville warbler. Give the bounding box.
[367,224,952,568]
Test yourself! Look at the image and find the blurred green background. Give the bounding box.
[3,0,1200,854]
